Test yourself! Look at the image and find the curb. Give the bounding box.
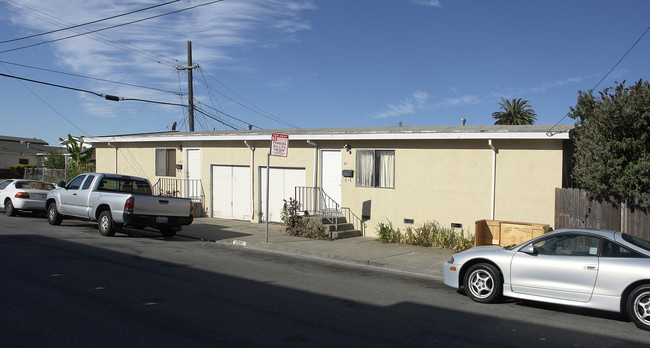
[216,238,444,280]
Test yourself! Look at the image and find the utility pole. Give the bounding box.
[176,40,199,131]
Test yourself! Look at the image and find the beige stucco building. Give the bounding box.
[86,124,573,238]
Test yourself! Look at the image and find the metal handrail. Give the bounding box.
[152,178,204,204]
[294,186,365,235]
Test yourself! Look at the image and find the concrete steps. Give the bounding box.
[320,216,362,240]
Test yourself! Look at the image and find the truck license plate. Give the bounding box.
[156,217,168,224]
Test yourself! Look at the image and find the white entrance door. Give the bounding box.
[186,149,201,200]
[260,167,306,222]
[321,150,342,207]
[212,165,251,220]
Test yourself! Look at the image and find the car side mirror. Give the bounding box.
[57,181,66,188]
[521,244,538,255]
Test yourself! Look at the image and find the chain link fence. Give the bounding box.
[23,168,67,183]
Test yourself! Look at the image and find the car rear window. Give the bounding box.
[97,178,152,195]
[15,181,55,190]
[622,234,650,252]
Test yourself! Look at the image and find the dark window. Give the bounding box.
[155,149,176,177]
[19,158,28,165]
[0,180,14,190]
[533,234,601,256]
[97,178,151,195]
[82,175,95,190]
[622,234,650,253]
[355,150,395,188]
[66,175,86,190]
[601,240,644,258]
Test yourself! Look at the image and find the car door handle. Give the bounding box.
[585,265,598,271]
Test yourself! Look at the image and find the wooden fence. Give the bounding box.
[555,188,650,239]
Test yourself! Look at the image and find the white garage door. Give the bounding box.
[260,167,306,222]
[212,165,251,220]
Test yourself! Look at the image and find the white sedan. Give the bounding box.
[0,179,56,216]
[443,228,650,330]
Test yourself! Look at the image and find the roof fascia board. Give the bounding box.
[86,131,569,144]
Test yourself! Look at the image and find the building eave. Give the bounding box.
[84,124,573,144]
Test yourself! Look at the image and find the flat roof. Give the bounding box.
[85,124,573,144]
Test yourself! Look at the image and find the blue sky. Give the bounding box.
[0,0,648,146]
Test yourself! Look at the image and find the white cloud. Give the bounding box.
[411,0,442,8]
[437,95,481,107]
[3,0,316,116]
[372,91,429,118]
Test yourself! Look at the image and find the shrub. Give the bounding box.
[281,198,329,240]
[377,220,402,243]
[9,164,36,179]
[377,219,474,252]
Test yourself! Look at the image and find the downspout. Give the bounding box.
[489,139,497,220]
[107,142,117,174]
[307,140,318,213]
[244,140,255,222]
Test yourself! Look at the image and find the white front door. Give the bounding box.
[186,149,201,200]
[321,150,342,207]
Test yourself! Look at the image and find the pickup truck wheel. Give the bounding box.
[98,211,117,237]
[5,199,17,216]
[47,202,63,225]
[160,228,177,238]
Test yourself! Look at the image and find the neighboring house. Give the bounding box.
[85,124,573,237]
[0,135,50,170]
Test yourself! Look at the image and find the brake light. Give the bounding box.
[189,201,195,216]
[124,197,134,213]
[15,192,30,199]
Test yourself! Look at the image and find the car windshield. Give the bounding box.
[622,233,650,252]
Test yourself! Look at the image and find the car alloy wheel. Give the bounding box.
[628,285,650,330]
[464,263,502,303]
[5,199,16,216]
[98,210,116,237]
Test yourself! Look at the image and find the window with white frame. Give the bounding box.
[155,149,176,176]
[355,150,395,188]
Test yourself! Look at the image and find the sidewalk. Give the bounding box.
[177,217,452,279]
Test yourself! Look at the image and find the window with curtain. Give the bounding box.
[155,149,176,176]
[355,150,395,188]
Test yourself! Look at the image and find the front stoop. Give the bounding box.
[320,216,362,240]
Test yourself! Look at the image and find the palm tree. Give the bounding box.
[491,98,537,125]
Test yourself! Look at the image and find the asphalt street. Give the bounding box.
[1,213,649,347]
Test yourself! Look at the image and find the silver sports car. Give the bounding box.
[443,228,650,330]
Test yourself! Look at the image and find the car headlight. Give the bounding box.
[447,256,455,264]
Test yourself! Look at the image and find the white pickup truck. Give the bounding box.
[46,173,194,237]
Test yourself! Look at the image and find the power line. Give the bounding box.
[193,107,238,130]
[592,25,650,91]
[0,0,180,44]
[1,0,182,66]
[0,0,226,54]
[0,71,187,107]
[0,59,183,95]
[194,100,262,129]
[547,25,650,135]
[0,63,88,136]
[198,67,300,128]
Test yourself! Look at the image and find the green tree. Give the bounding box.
[60,134,95,176]
[491,98,537,125]
[44,149,66,169]
[568,79,650,205]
